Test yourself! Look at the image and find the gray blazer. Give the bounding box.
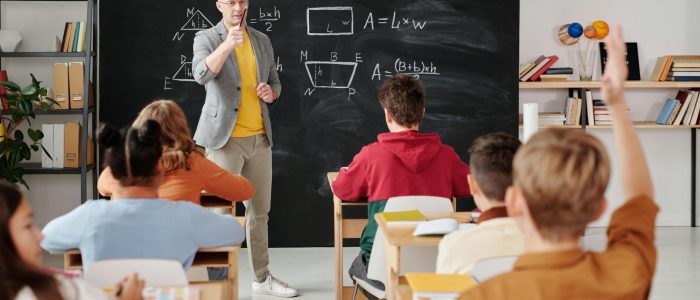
[192,20,281,149]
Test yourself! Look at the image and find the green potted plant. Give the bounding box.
[0,74,57,188]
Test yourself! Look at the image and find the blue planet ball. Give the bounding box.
[568,23,584,38]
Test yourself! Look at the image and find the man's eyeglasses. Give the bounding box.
[217,1,245,6]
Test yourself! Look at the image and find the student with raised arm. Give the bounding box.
[464,26,658,299]
[98,99,254,204]
[41,121,244,271]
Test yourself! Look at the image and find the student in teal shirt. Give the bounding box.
[41,120,244,271]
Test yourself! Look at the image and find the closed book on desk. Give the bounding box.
[381,210,425,226]
[405,273,475,300]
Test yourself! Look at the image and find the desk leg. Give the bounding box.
[228,249,239,300]
[334,201,343,300]
[384,240,400,300]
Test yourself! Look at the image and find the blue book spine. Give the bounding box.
[656,99,679,124]
[72,22,80,52]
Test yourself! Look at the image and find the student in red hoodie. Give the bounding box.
[331,74,470,295]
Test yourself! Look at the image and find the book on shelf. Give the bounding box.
[519,63,533,78]
[657,99,680,125]
[539,74,569,82]
[60,21,87,53]
[671,90,690,126]
[529,55,559,81]
[585,90,594,126]
[563,97,582,126]
[653,55,700,81]
[682,91,698,125]
[667,99,682,125]
[544,67,573,75]
[600,42,640,80]
[519,55,545,81]
[539,112,565,125]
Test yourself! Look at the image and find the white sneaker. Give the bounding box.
[252,275,299,298]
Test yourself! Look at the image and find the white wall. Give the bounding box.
[1,1,94,228]
[520,0,700,226]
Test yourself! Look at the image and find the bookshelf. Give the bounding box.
[519,80,699,227]
[520,81,700,89]
[0,0,97,203]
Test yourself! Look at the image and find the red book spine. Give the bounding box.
[530,55,560,81]
[0,70,8,110]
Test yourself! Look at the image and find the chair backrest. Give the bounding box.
[85,259,188,288]
[470,256,518,283]
[367,196,454,284]
[383,196,454,213]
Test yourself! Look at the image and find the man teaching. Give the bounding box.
[192,0,298,297]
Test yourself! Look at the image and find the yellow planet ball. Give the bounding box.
[584,25,597,39]
[592,20,609,39]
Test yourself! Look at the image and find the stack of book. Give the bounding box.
[519,55,560,81]
[60,21,88,52]
[564,96,582,126]
[650,55,700,81]
[591,100,612,126]
[540,67,573,82]
[539,112,566,125]
[656,90,700,125]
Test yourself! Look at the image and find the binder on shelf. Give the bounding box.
[64,122,94,168]
[53,124,64,168]
[41,124,54,168]
[52,63,70,109]
[69,62,84,109]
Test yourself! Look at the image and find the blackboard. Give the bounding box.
[100,0,519,247]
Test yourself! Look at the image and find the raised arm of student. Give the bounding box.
[601,25,658,281]
[601,26,653,200]
[40,202,94,252]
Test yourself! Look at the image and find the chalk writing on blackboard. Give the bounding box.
[249,6,281,32]
[306,7,354,36]
[163,55,194,90]
[305,61,358,89]
[372,58,439,80]
[363,11,427,31]
[173,8,215,41]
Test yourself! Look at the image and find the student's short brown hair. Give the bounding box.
[378,75,425,127]
[469,132,521,202]
[513,128,610,241]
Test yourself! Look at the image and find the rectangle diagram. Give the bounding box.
[305,61,358,89]
[307,7,354,36]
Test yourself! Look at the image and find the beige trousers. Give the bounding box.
[207,134,271,282]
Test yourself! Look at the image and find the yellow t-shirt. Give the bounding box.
[231,30,264,137]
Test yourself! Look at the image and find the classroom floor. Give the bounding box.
[45,227,700,300]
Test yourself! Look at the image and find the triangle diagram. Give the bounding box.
[181,10,215,31]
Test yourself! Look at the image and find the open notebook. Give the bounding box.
[412,218,477,236]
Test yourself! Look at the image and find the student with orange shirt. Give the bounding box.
[98,100,254,204]
[464,27,658,299]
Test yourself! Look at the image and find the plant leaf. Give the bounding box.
[20,144,30,160]
[14,130,23,141]
[30,144,38,151]
[21,84,38,96]
[27,128,39,142]
[0,81,20,92]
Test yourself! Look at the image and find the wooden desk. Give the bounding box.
[328,172,369,300]
[61,246,241,300]
[376,212,471,300]
[178,282,225,300]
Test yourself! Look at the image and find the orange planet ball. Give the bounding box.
[592,20,609,39]
[558,24,579,45]
[584,25,597,39]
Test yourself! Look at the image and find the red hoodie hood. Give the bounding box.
[377,130,442,173]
